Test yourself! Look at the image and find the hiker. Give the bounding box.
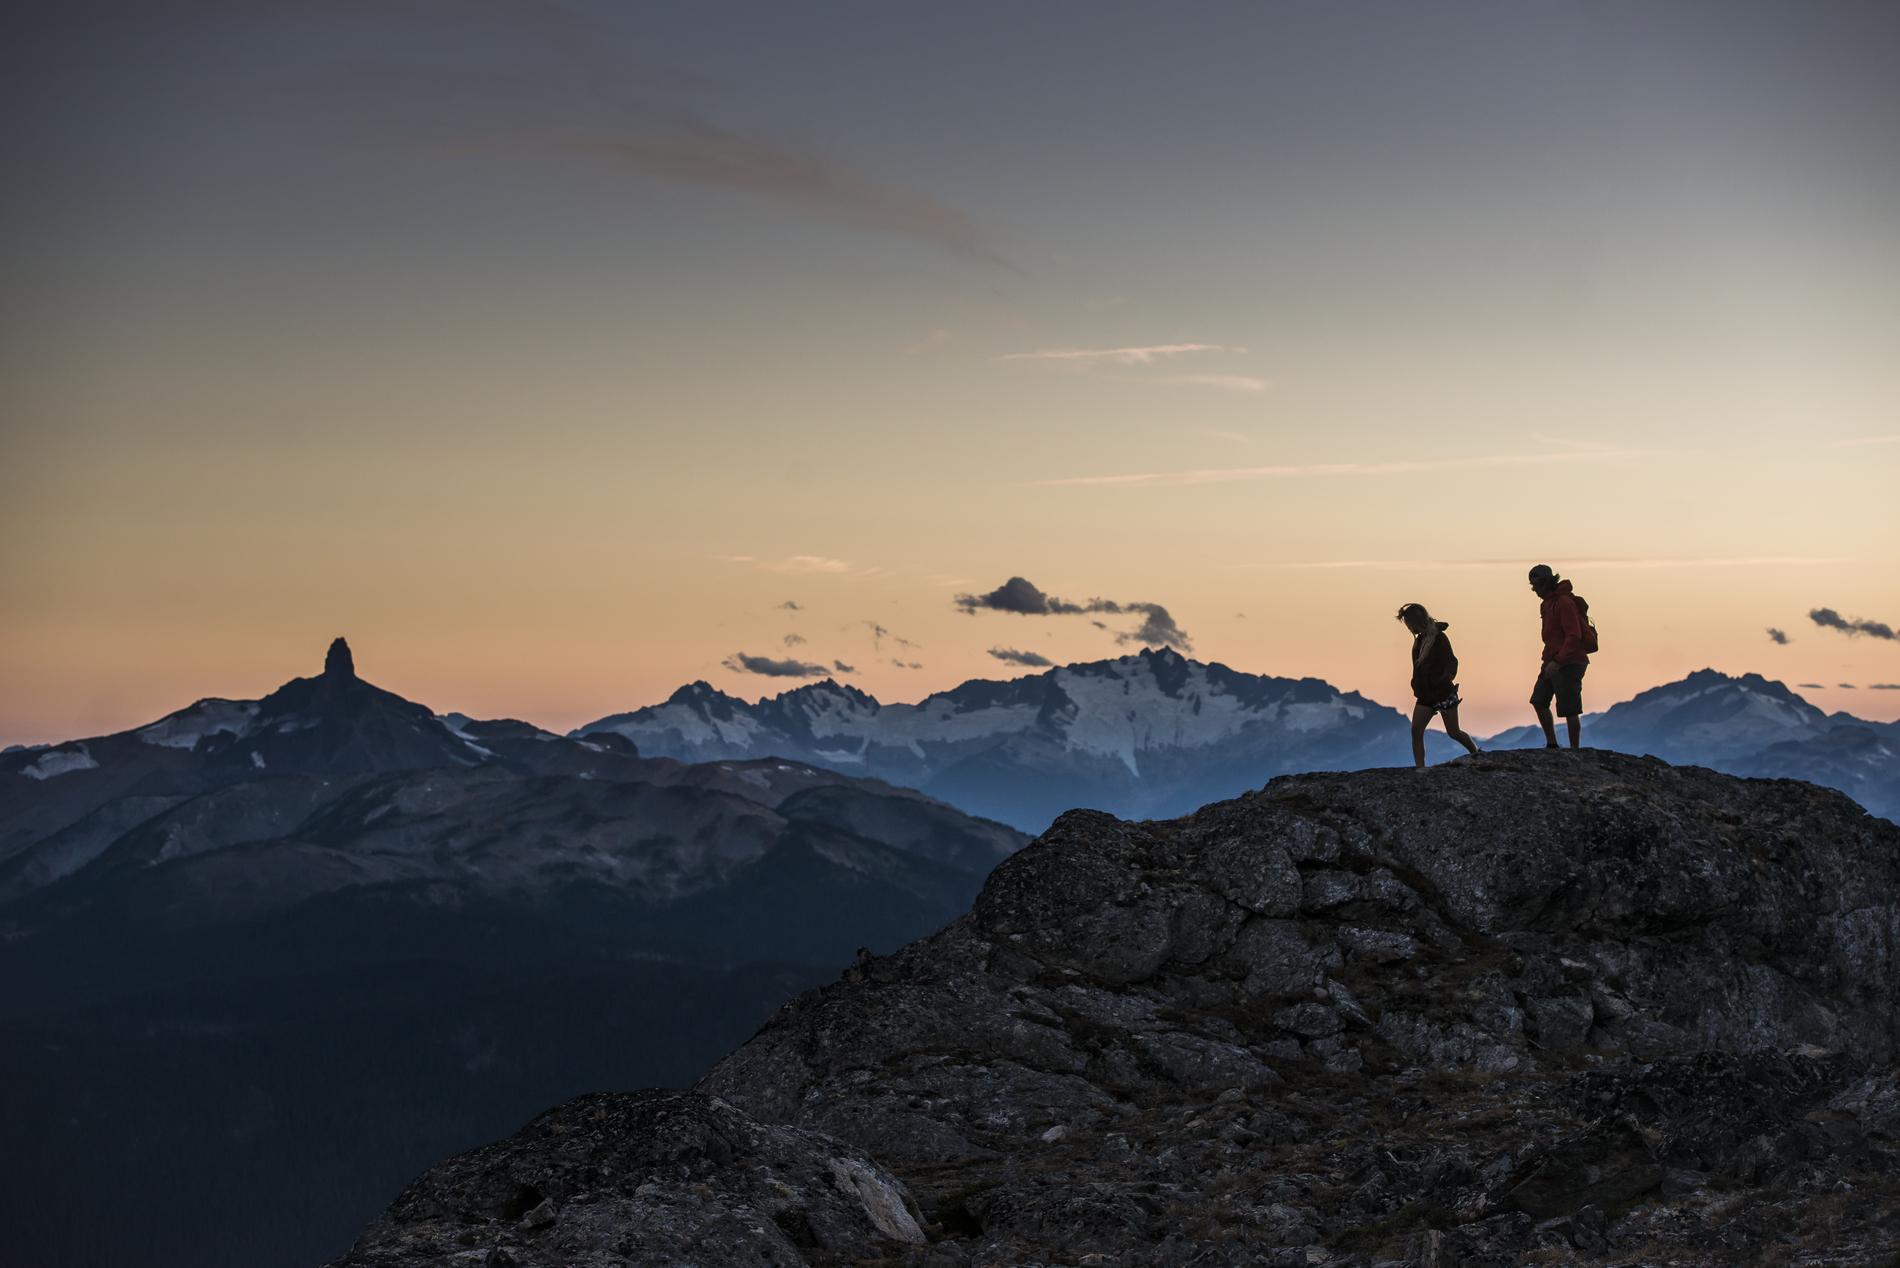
[1396,603,1480,769]
[1527,564,1590,748]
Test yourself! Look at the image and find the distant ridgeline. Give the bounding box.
[578,654,1900,828]
[0,640,1025,1268]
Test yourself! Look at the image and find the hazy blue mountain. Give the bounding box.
[1484,668,1899,820]
[585,659,1898,828]
[577,647,1437,831]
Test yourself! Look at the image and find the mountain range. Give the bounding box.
[578,647,1431,831]
[6,639,1898,1264]
[577,651,1900,827]
[0,640,1024,1268]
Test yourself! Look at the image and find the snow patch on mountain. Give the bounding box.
[137,700,261,749]
[20,745,99,780]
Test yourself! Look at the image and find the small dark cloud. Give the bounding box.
[1091,619,1109,630]
[779,600,802,611]
[1840,683,1858,689]
[1798,682,1826,689]
[722,652,829,678]
[782,633,806,646]
[1765,627,1790,646]
[833,660,855,673]
[891,659,924,670]
[1810,608,1897,640]
[953,575,1193,650]
[857,621,917,650]
[989,647,1054,668]
[1118,603,1191,650]
[1869,683,1900,690]
[955,577,1080,616]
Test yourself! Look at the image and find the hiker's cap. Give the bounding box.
[1528,564,1557,585]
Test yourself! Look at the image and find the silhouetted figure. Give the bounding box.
[1396,603,1480,769]
[1527,564,1589,748]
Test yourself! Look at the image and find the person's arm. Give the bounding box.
[1554,594,1586,662]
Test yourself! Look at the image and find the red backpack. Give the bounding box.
[1573,594,1601,655]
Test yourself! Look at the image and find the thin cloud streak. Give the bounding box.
[718,554,878,576]
[1231,556,1841,571]
[1036,448,1650,489]
[564,121,1013,269]
[1156,373,1268,393]
[1001,344,1237,366]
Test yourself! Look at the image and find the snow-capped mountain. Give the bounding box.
[577,647,1429,831]
[1,639,1028,1268]
[1485,668,1900,820]
[0,638,1024,912]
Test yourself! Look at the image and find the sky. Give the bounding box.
[3,0,1898,746]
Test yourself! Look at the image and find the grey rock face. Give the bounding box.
[326,1090,923,1267]
[692,750,1900,1263]
[339,751,1900,1265]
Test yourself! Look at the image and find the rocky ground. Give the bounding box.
[332,750,1900,1266]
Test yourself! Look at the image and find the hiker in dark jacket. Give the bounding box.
[1527,563,1589,748]
[1397,603,1480,769]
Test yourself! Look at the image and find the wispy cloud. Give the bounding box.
[1036,448,1648,489]
[777,600,803,611]
[855,621,917,650]
[1870,683,1900,690]
[1156,373,1269,393]
[989,646,1054,668]
[1233,555,1837,571]
[833,660,856,673]
[782,633,806,646]
[1824,435,1900,449]
[1811,607,1897,640]
[563,121,1012,268]
[719,554,880,577]
[722,652,830,678]
[1766,627,1790,645]
[1001,343,1237,366]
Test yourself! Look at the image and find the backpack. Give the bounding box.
[1573,594,1600,655]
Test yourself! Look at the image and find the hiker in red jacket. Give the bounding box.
[1397,603,1481,770]
[1528,564,1588,748]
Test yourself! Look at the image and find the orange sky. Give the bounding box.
[3,2,1897,746]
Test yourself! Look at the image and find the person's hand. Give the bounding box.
[1540,661,1556,680]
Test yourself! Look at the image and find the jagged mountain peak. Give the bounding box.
[776,677,878,707]
[666,679,732,705]
[324,636,356,680]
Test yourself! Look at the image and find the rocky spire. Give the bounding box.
[324,637,356,680]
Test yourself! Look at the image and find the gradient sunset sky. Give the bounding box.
[4,0,1898,746]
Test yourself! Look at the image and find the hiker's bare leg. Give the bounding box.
[1535,702,1558,748]
[1410,704,1431,768]
[1566,714,1581,748]
[1441,704,1479,756]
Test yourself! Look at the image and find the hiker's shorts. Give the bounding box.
[1531,663,1587,717]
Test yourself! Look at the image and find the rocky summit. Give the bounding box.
[331,751,1900,1266]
